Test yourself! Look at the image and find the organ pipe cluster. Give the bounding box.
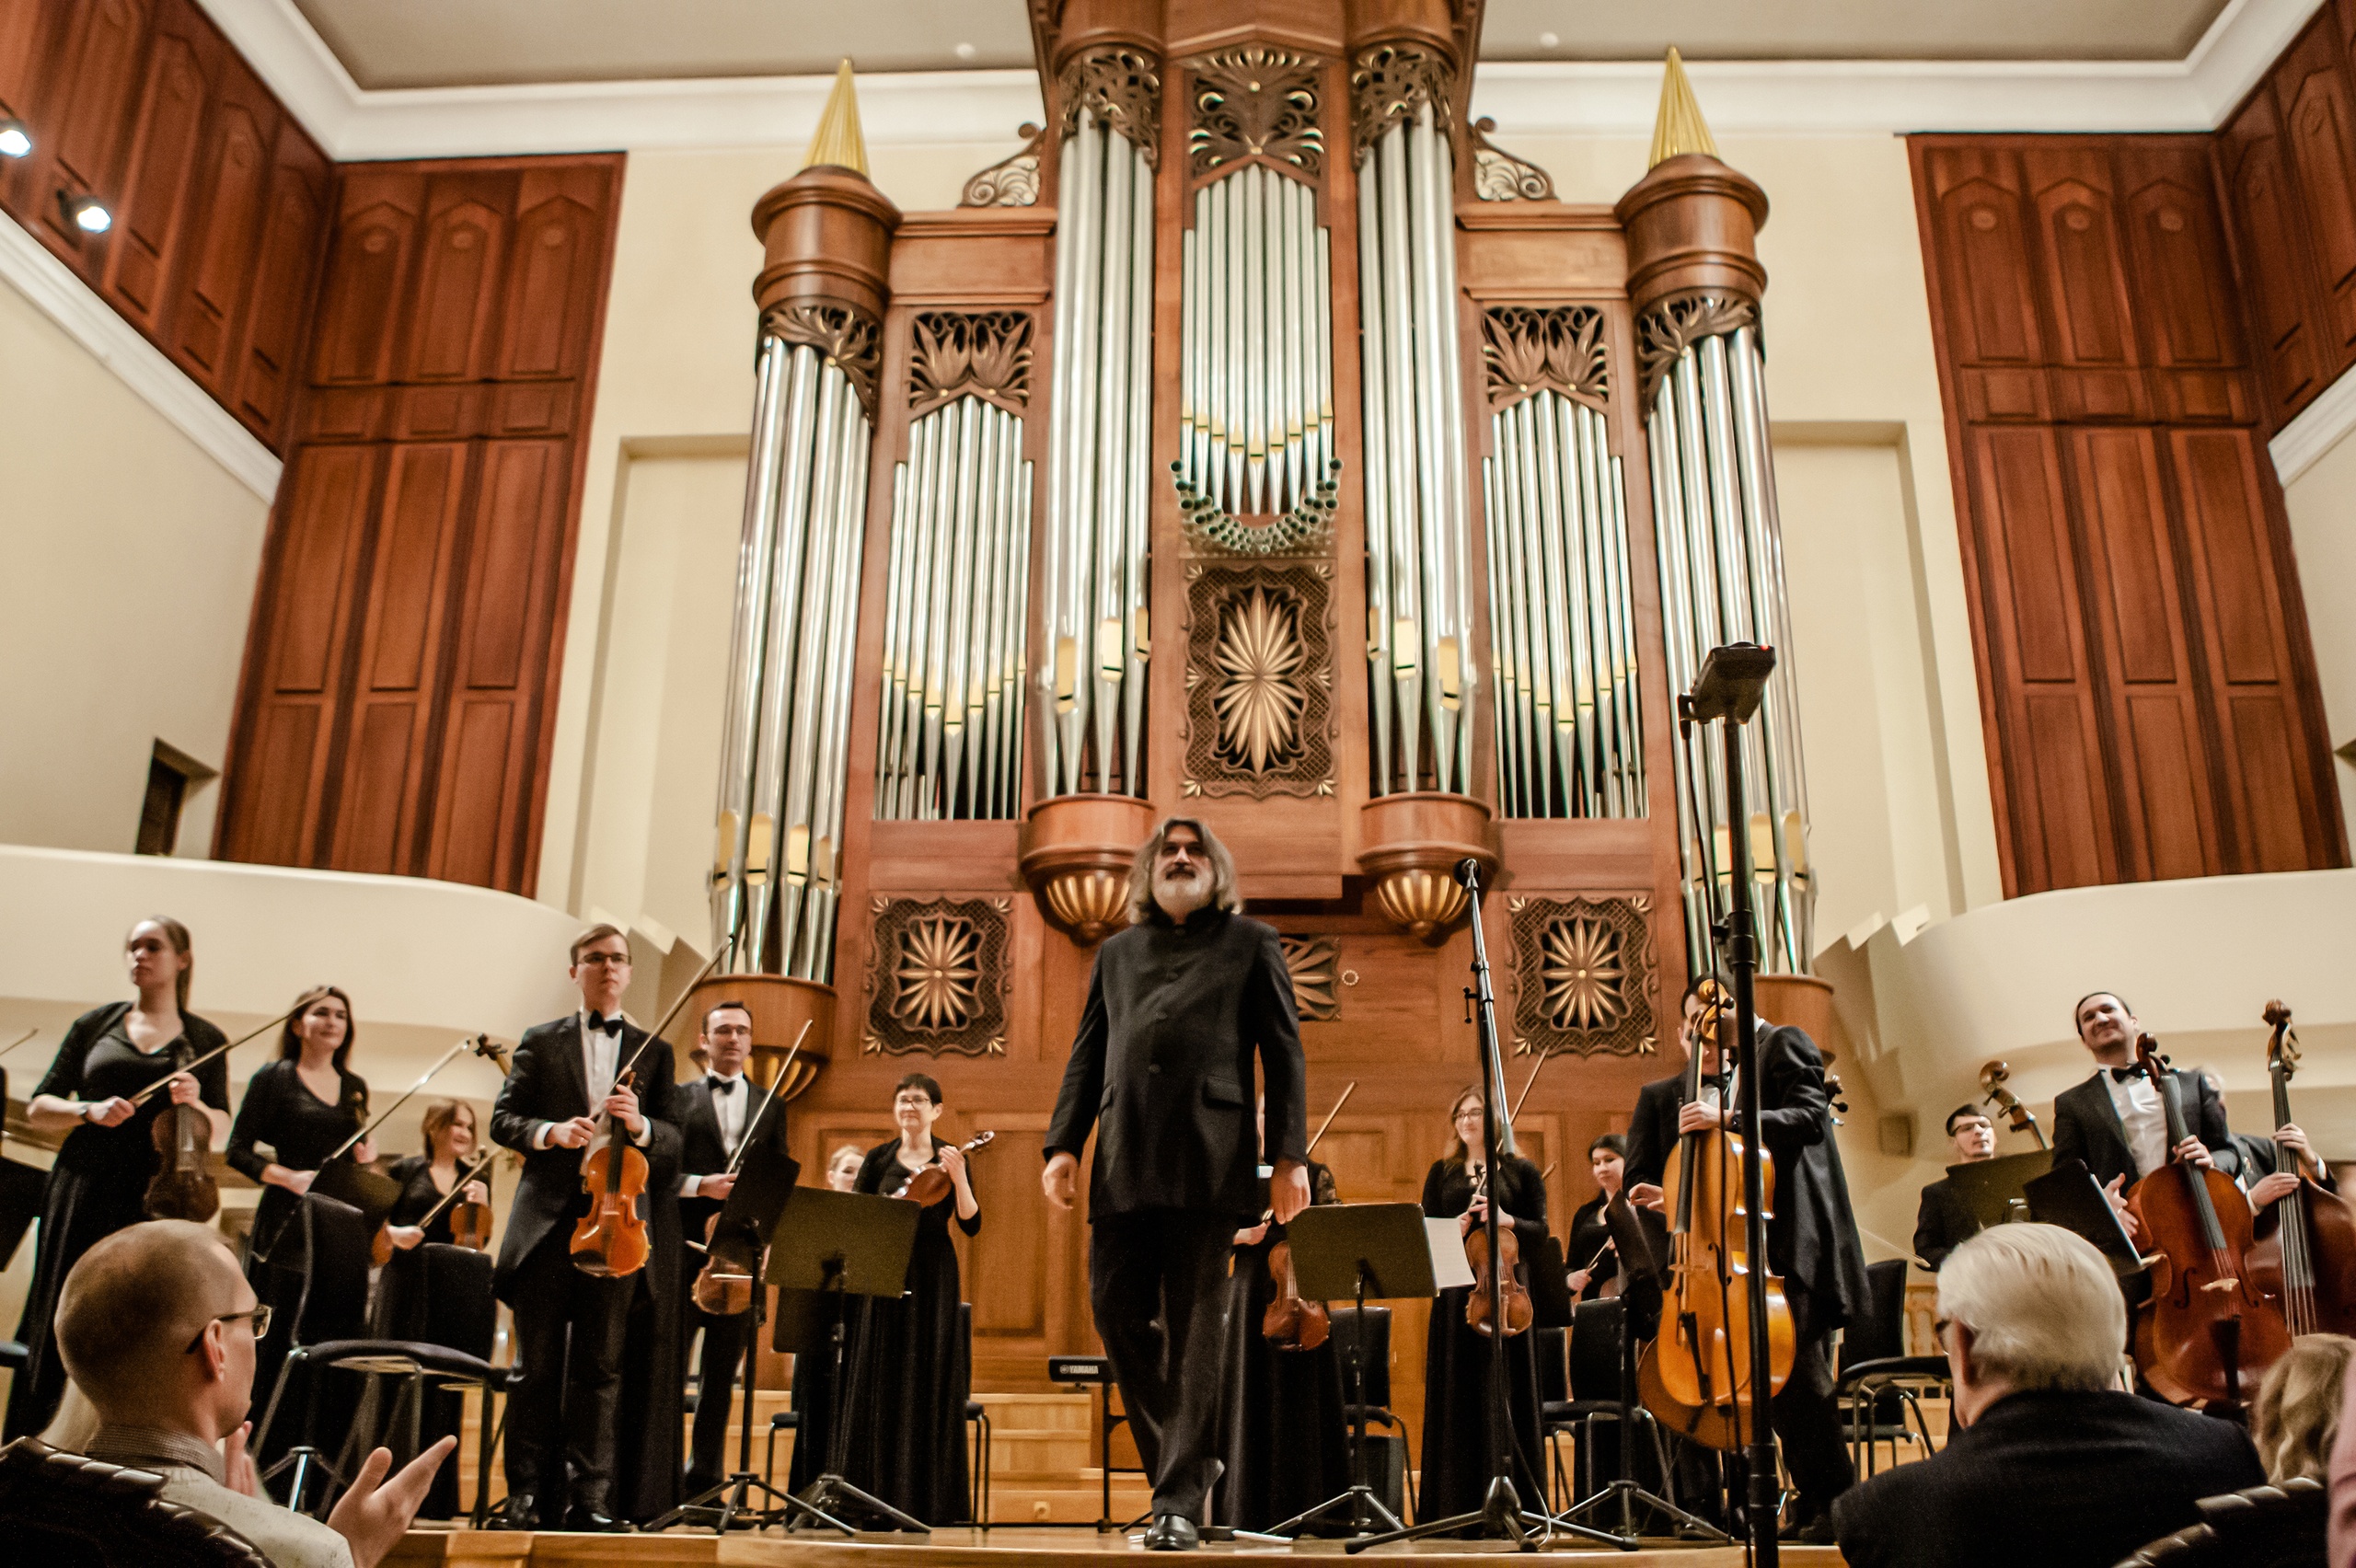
[1644,316,1814,972]
[710,335,873,978]
[1482,390,1646,818]
[875,397,1034,820]
[1038,108,1155,799]
[1357,101,1476,797]
[1177,166,1335,518]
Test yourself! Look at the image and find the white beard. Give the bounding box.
[1154,871,1209,919]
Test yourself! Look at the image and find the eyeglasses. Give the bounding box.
[185,1305,271,1354]
[1933,1317,1953,1347]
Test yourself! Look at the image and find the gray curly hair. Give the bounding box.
[1125,817,1243,925]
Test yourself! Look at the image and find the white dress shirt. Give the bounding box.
[2102,1068,2170,1181]
[683,1071,747,1199]
[532,1011,641,1150]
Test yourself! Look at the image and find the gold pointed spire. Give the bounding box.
[1647,48,1719,169]
[803,59,869,175]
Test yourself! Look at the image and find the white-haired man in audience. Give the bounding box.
[1833,1223,2262,1568]
[51,1218,451,1568]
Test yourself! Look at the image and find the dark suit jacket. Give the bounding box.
[2051,1068,2231,1191]
[1831,1387,2264,1568]
[1045,905,1308,1222]
[490,1014,678,1302]
[1911,1178,1980,1273]
[674,1074,791,1274]
[1617,1025,1868,1341]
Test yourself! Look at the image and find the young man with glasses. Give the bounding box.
[1913,1105,1997,1273]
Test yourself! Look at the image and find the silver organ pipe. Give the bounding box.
[875,396,1035,822]
[1039,108,1155,798]
[1644,313,1812,972]
[710,336,791,970]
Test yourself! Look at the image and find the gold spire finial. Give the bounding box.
[1647,47,1719,169]
[803,59,869,175]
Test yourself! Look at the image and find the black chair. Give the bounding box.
[0,1438,271,1568]
[1835,1258,1947,1478]
[2115,1476,2325,1568]
[1540,1299,1676,1514]
[1327,1305,1413,1524]
[959,1304,989,1527]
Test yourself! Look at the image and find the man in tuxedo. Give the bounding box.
[1832,1223,2262,1568]
[1912,1105,1996,1273]
[676,999,781,1497]
[1626,974,1869,1540]
[1044,818,1309,1551]
[2050,992,2231,1220]
[489,925,677,1530]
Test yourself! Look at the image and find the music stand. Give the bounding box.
[1940,1149,2056,1236]
[307,1158,403,1240]
[765,1187,928,1534]
[1557,1193,1728,1543]
[2026,1159,2150,1277]
[645,1130,804,1535]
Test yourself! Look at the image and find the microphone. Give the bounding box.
[1454,858,1484,891]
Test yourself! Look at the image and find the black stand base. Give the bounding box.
[648,1470,813,1535]
[1345,1472,1629,1553]
[1268,1485,1403,1539]
[793,1471,930,1536]
[1557,1478,1729,1544]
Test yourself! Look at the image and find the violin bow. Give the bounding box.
[611,930,736,1087]
[0,1027,36,1061]
[1510,1050,1549,1124]
[1302,1080,1356,1159]
[720,1019,812,1181]
[411,1149,500,1232]
[326,1033,508,1161]
[127,1004,302,1106]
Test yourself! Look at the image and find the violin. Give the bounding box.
[1641,978,1793,1448]
[571,1065,652,1277]
[1464,1161,1534,1337]
[1263,1081,1354,1352]
[2125,1032,2289,1407]
[892,1130,996,1204]
[1978,1060,2049,1148]
[142,1038,220,1222]
[409,1150,498,1252]
[2245,1002,2356,1338]
[689,1020,810,1317]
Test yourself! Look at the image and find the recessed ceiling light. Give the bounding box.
[1538,31,1560,48]
[60,191,110,234]
[954,41,977,62]
[0,119,29,158]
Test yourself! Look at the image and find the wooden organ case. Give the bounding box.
[695,3,1830,1440]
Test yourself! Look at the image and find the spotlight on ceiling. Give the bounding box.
[59,190,110,234]
[0,119,29,158]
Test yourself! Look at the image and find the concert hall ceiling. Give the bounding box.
[284,0,2232,90]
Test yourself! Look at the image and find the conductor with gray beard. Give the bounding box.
[1045,818,1310,1551]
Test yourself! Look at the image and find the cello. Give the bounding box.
[1977,1060,2049,1148]
[1641,979,1794,1449]
[2126,1032,2290,1407]
[2245,1001,2356,1337]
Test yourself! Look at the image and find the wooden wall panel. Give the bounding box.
[0,0,329,453]
[216,156,623,894]
[1911,134,2346,895]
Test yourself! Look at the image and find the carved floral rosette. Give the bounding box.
[1507,894,1657,1058]
[1180,559,1337,799]
[1278,935,1342,1022]
[862,894,1013,1056]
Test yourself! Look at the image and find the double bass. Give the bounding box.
[1640,980,1794,1450]
[1978,1060,2049,1148]
[2125,1032,2290,1407]
[2245,1001,2356,1337]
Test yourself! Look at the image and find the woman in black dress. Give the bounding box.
[6,917,229,1438]
[377,1099,493,1518]
[1217,1132,1348,1533]
[1563,1134,1626,1302]
[838,1072,980,1524]
[1418,1084,1549,1524]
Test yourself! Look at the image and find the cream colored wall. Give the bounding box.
[2280,425,2356,837]
[0,273,269,859]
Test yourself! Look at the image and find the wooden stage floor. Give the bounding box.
[386,1526,1844,1566]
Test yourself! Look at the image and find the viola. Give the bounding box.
[892,1130,996,1205]
[2245,1002,2356,1338]
[142,1039,219,1222]
[1978,1060,2050,1149]
[1464,1163,1534,1338]
[571,1066,652,1277]
[1643,979,1793,1447]
[2125,1032,2289,1407]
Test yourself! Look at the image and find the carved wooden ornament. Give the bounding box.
[1507,894,1658,1058]
[863,895,1013,1056]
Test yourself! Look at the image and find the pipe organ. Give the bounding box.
[687,9,1826,1381]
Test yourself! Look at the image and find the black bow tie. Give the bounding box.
[2110,1066,2145,1083]
[585,1011,620,1035]
[710,1076,739,1096]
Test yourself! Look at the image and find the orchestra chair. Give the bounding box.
[763,1409,798,1492]
[1834,1259,1948,1478]
[0,1437,271,1568]
[1541,1300,1676,1513]
[2117,1476,2325,1568]
[961,1303,991,1527]
[1325,1306,1413,1524]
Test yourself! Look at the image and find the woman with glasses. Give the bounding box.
[6,917,229,1439]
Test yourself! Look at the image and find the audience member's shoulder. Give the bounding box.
[156,1469,354,1568]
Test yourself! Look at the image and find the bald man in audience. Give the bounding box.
[1832,1224,2262,1568]
[52,1219,451,1568]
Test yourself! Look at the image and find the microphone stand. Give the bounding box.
[1347,861,1621,1554]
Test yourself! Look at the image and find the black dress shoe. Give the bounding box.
[491,1493,537,1529]
[565,1507,626,1532]
[1144,1514,1200,1551]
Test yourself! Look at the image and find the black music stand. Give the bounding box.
[645,1131,804,1535]
[1557,1193,1728,1543]
[766,1187,927,1534]
[1940,1150,2056,1237]
[2026,1159,2150,1277]
[1264,1203,1430,1539]
[306,1158,403,1242]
